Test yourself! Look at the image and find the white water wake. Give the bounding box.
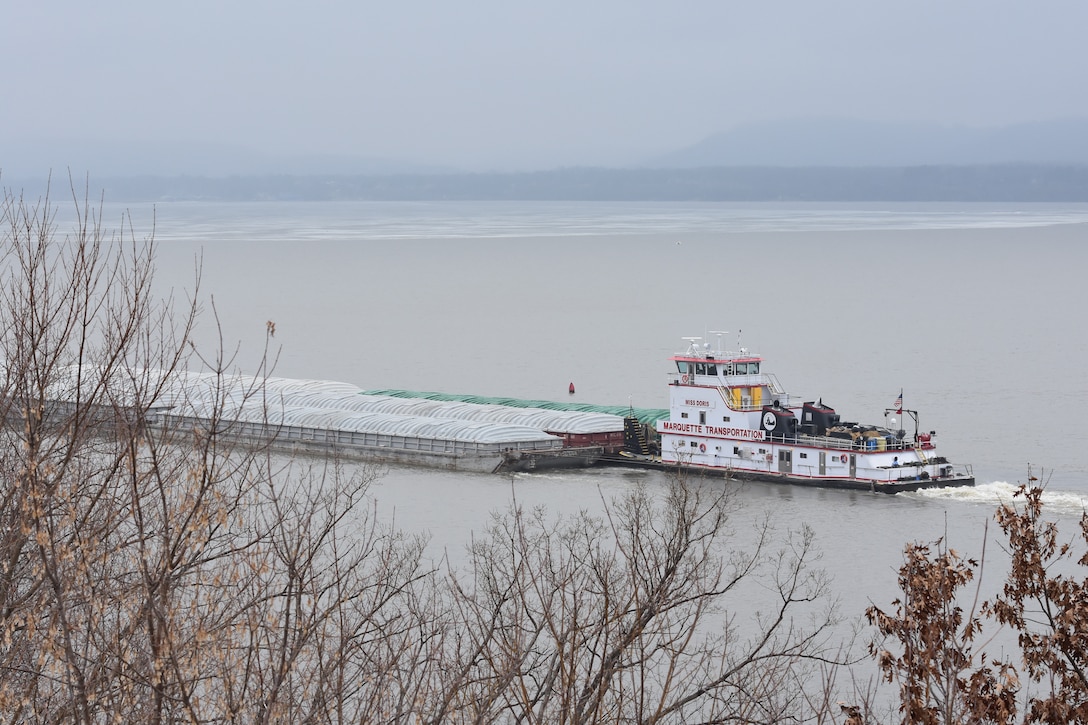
[910,481,1088,516]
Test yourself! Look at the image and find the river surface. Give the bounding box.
[103,199,1088,687]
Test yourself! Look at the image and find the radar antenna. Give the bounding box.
[708,330,729,355]
[681,336,702,355]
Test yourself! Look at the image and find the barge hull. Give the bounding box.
[496,446,604,473]
[197,431,591,474]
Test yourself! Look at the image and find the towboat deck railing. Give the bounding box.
[859,461,974,484]
[670,372,792,409]
[670,371,767,388]
[784,459,973,483]
[763,373,787,396]
[779,432,921,452]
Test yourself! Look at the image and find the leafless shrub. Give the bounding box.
[426,479,843,724]
[0,184,431,723]
[0,184,850,724]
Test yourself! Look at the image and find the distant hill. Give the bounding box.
[7,118,1087,180]
[5,118,1088,201]
[649,118,1088,168]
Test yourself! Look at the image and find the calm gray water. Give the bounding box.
[112,200,1088,670]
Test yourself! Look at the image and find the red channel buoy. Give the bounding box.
[569,382,576,395]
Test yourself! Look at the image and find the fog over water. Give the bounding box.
[6,3,1088,172]
[118,200,1088,670]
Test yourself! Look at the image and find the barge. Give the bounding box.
[145,371,619,474]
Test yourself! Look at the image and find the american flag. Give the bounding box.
[893,391,903,414]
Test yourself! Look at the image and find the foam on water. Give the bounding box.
[911,480,1088,516]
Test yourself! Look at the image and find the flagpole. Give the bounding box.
[887,390,917,442]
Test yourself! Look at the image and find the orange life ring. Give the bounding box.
[840,454,848,464]
[681,374,690,384]
[699,443,706,452]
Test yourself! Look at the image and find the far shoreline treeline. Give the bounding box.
[9,164,1088,203]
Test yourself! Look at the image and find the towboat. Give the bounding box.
[654,337,974,493]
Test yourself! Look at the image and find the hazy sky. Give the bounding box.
[4,1,1087,171]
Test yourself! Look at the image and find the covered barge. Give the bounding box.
[148,372,622,473]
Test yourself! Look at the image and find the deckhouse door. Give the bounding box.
[849,454,857,479]
[777,449,793,474]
